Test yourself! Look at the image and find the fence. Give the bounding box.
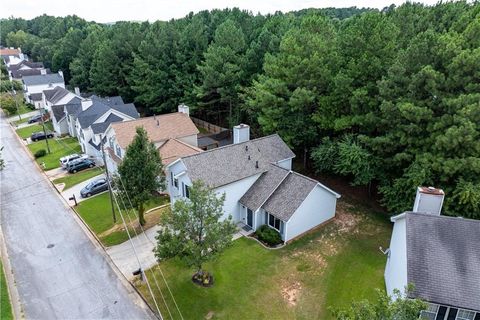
[191,116,228,134]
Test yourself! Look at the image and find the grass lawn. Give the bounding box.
[76,192,170,246]
[0,262,13,320]
[27,137,81,170]
[136,199,392,320]
[53,167,104,190]
[13,116,31,125]
[15,122,54,139]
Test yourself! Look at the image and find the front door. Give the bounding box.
[247,208,253,228]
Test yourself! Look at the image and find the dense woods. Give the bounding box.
[1,2,479,218]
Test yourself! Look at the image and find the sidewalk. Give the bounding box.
[6,110,39,123]
[60,173,106,204]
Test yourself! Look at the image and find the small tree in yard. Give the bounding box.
[116,127,164,226]
[154,180,236,286]
[332,286,427,320]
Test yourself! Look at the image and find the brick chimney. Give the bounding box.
[413,186,445,215]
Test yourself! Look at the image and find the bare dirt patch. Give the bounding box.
[281,281,302,307]
[332,201,364,235]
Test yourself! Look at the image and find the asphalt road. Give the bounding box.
[0,115,153,319]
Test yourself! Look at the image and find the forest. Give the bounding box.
[1,2,479,218]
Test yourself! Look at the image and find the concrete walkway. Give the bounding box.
[107,225,161,280]
[6,110,39,123]
[0,113,154,319]
[60,173,106,204]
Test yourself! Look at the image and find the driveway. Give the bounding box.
[60,173,106,204]
[0,115,154,319]
[6,110,39,123]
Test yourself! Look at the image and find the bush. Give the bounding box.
[26,103,35,110]
[256,225,282,246]
[34,149,47,158]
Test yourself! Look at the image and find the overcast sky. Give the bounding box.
[2,0,440,23]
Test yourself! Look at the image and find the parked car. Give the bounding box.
[59,153,88,169]
[31,131,54,142]
[80,178,109,198]
[67,158,95,173]
[28,114,42,124]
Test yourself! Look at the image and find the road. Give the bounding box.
[0,114,154,319]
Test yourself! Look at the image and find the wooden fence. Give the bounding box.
[191,116,228,134]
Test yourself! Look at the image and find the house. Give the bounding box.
[42,86,82,111]
[166,124,340,243]
[104,105,200,174]
[1,47,26,66]
[50,98,82,135]
[7,60,48,80]
[74,95,139,162]
[384,187,480,319]
[22,71,65,105]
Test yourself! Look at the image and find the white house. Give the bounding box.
[50,97,82,135]
[166,125,340,243]
[1,47,26,66]
[22,71,65,105]
[104,105,200,174]
[74,95,139,162]
[384,187,480,319]
[7,60,47,80]
[43,86,82,112]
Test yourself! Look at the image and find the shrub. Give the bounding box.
[34,149,47,158]
[256,225,282,246]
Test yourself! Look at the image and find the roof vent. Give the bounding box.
[156,120,160,127]
[255,161,259,169]
[248,155,251,160]
[245,145,248,151]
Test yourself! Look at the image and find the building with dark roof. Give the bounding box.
[385,188,480,319]
[22,71,65,105]
[166,124,340,243]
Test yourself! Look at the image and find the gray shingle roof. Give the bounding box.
[65,103,82,117]
[91,113,123,134]
[181,134,295,188]
[90,95,124,106]
[11,68,50,79]
[22,73,64,86]
[406,212,480,311]
[7,60,44,71]
[77,98,138,129]
[51,105,66,122]
[43,86,71,104]
[239,164,289,212]
[262,172,318,221]
[29,93,43,101]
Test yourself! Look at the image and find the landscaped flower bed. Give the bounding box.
[253,225,283,248]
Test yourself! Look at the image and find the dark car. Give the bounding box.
[31,131,54,142]
[28,114,42,124]
[80,178,108,198]
[67,158,95,173]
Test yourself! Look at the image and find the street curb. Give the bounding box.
[6,121,159,319]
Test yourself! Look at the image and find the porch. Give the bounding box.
[233,222,254,240]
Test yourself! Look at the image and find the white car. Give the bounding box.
[60,154,88,169]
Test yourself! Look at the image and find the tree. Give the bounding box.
[116,127,164,226]
[0,147,4,171]
[154,180,236,284]
[89,40,122,96]
[331,287,427,320]
[0,94,18,116]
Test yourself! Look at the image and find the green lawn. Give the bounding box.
[137,200,392,320]
[0,262,13,320]
[27,137,81,170]
[76,193,170,246]
[53,167,104,190]
[13,116,30,125]
[15,122,54,139]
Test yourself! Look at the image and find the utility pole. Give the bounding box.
[100,134,116,223]
[10,81,21,121]
[39,105,51,153]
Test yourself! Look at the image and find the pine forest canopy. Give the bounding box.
[1,2,479,218]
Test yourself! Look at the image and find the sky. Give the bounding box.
[1,0,440,23]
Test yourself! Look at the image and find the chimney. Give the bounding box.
[178,103,189,116]
[58,70,64,78]
[40,69,47,75]
[413,186,445,215]
[233,124,250,144]
[74,87,81,96]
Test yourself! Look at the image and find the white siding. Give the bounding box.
[177,134,198,147]
[277,158,293,170]
[214,174,261,222]
[285,185,337,242]
[167,160,190,206]
[53,117,68,135]
[384,217,408,298]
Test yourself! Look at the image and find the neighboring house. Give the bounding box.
[1,47,26,66]
[22,71,65,105]
[104,105,200,174]
[7,60,47,80]
[42,86,82,111]
[166,125,340,243]
[74,95,139,162]
[50,98,82,135]
[384,187,480,319]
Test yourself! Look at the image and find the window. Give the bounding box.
[170,172,174,186]
[267,213,281,231]
[420,303,439,320]
[174,178,178,188]
[185,185,190,198]
[109,137,114,149]
[457,309,476,320]
[115,145,122,157]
